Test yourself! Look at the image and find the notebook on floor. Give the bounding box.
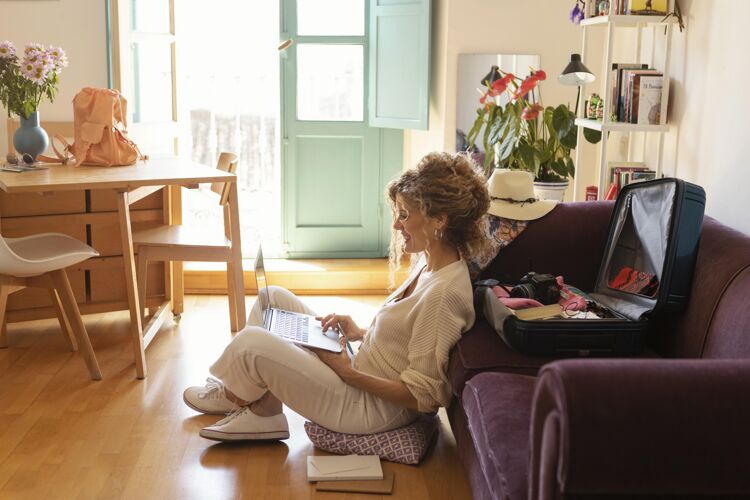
[307,454,383,482]
[254,245,342,352]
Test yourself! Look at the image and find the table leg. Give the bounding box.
[227,182,246,329]
[117,191,146,379]
[170,185,184,316]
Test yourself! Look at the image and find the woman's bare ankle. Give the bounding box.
[249,392,283,417]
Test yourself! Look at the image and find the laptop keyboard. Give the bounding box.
[273,310,309,343]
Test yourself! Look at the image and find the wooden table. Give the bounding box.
[0,157,245,378]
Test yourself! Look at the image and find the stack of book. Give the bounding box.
[603,161,657,200]
[609,63,664,124]
[585,0,668,17]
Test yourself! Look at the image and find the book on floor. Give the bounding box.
[307,455,383,482]
[316,471,395,494]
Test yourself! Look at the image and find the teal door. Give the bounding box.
[281,0,401,258]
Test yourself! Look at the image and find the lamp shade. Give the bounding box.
[481,65,502,86]
[558,54,596,85]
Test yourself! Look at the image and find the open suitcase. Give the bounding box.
[476,177,706,357]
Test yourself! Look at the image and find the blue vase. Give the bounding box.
[13,111,49,161]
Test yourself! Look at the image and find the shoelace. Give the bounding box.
[214,405,251,426]
[198,377,226,400]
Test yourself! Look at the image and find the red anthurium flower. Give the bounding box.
[521,103,544,121]
[490,73,515,96]
[514,70,547,100]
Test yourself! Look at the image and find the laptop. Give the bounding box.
[254,245,342,352]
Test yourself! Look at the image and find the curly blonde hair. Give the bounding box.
[386,152,490,274]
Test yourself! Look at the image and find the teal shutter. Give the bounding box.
[368,0,431,130]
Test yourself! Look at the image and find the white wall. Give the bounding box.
[662,0,750,235]
[0,0,108,153]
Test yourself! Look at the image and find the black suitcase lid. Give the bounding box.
[591,177,705,321]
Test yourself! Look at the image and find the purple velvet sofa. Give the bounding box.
[447,201,750,499]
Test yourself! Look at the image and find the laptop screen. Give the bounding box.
[254,246,272,320]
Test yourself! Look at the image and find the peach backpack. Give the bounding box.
[50,87,146,166]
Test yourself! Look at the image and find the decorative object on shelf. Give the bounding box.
[586,93,601,119]
[466,65,603,200]
[585,185,598,200]
[0,41,68,161]
[568,0,586,24]
[598,0,610,16]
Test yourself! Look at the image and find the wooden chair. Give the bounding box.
[0,232,102,380]
[132,152,244,331]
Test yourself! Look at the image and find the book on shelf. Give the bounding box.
[585,0,668,18]
[610,64,648,121]
[624,70,661,123]
[606,161,656,196]
[627,0,668,16]
[636,75,664,124]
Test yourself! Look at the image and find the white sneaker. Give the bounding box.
[183,377,236,415]
[199,406,290,441]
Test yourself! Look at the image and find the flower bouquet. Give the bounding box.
[0,41,67,119]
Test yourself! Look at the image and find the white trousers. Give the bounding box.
[209,286,419,434]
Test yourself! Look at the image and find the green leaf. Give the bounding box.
[518,142,535,173]
[552,104,574,138]
[583,127,602,144]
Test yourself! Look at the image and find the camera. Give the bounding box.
[510,272,560,305]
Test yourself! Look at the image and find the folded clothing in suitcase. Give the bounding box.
[476,177,706,357]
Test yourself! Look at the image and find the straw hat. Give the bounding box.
[487,169,558,221]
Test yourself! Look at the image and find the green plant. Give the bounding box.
[0,41,67,119]
[465,68,601,181]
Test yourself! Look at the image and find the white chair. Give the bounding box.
[0,232,102,380]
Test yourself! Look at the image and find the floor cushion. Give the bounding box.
[304,414,439,465]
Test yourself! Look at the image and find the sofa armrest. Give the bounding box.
[529,359,750,499]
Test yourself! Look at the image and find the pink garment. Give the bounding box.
[491,276,588,311]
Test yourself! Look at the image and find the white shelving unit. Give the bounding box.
[572,5,677,200]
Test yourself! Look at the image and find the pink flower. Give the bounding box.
[20,58,36,79]
[521,103,544,121]
[46,46,68,68]
[0,40,16,59]
[24,43,44,57]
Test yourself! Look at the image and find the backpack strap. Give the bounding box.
[36,134,75,165]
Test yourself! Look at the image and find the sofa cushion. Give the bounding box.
[482,201,614,290]
[462,372,536,500]
[449,320,555,397]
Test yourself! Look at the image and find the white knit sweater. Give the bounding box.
[354,258,475,412]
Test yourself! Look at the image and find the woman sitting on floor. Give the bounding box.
[183,152,490,440]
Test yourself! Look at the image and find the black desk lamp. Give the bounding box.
[558,54,596,115]
[481,65,502,86]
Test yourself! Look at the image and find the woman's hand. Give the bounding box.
[310,337,354,380]
[315,313,365,341]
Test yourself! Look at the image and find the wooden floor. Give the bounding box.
[0,295,472,500]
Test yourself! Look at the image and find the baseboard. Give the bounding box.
[184,258,408,296]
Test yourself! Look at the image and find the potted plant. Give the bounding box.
[465,68,601,201]
[0,41,68,161]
